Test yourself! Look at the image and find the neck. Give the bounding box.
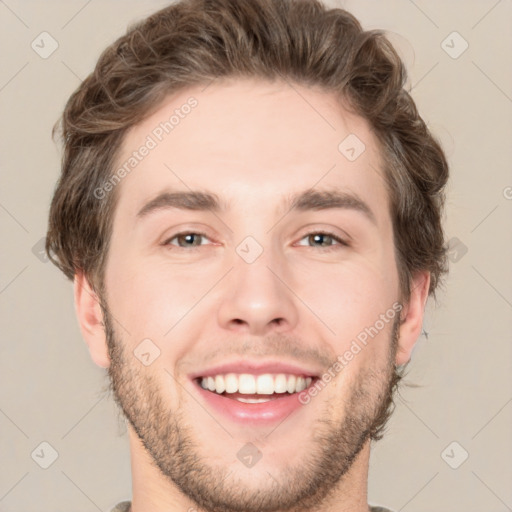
[128,426,372,512]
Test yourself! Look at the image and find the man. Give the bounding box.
[46,0,449,510]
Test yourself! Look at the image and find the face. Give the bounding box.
[98,78,406,512]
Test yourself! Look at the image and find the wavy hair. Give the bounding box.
[46,0,449,442]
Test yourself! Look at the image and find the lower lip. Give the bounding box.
[192,379,313,425]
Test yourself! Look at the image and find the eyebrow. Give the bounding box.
[136,188,377,225]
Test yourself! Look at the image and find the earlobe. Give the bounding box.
[395,271,430,366]
[74,272,111,368]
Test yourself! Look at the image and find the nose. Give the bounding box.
[216,249,299,336]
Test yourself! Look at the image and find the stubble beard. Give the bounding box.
[102,309,401,512]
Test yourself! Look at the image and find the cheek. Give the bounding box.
[295,259,396,336]
[293,255,399,385]
[104,255,208,343]
[106,251,228,351]
[326,317,397,402]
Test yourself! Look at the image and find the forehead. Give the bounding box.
[113,78,388,222]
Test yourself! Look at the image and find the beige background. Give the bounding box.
[1,1,511,511]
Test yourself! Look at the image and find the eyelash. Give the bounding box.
[162,230,349,251]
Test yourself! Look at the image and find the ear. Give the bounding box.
[74,272,110,368]
[395,271,430,366]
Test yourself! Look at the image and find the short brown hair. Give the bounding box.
[46,0,449,303]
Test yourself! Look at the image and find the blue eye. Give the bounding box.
[163,231,348,251]
[296,232,348,249]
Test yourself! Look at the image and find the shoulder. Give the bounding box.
[110,501,131,512]
[109,502,393,512]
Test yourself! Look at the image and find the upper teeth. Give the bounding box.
[200,373,313,395]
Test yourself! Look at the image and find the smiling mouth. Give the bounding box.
[195,373,317,403]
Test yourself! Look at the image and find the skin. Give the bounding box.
[74,78,429,512]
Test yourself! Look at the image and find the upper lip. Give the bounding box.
[189,360,322,380]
